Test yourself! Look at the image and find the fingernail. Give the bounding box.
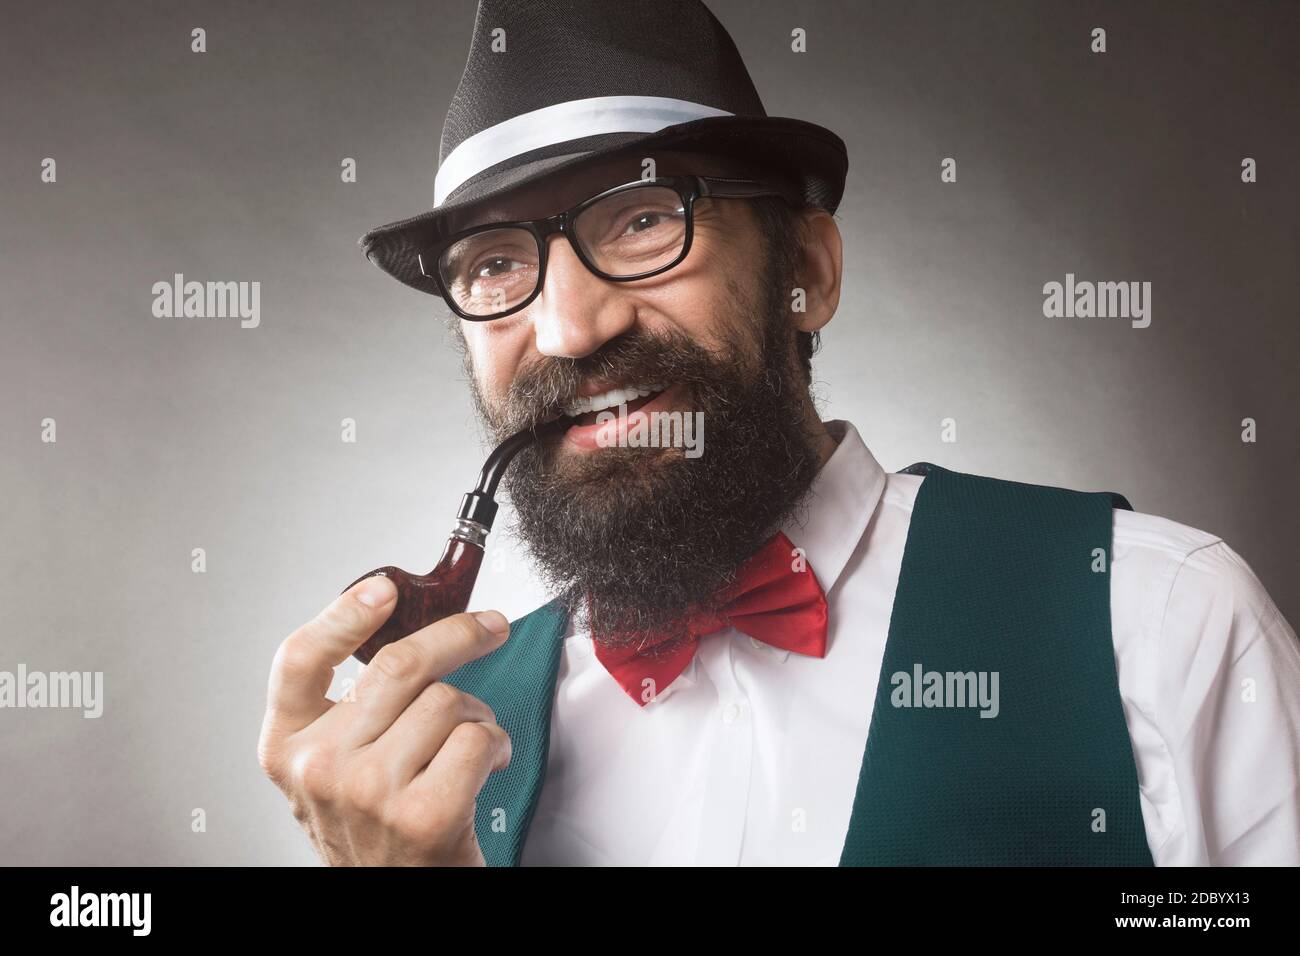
[474,610,509,637]
[355,574,396,608]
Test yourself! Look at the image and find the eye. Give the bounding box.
[621,211,671,236]
[474,256,527,278]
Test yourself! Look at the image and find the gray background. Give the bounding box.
[1,0,1295,864]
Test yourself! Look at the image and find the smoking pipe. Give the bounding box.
[344,417,571,665]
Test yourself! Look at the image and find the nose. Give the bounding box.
[528,233,635,359]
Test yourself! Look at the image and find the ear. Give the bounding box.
[791,209,842,334]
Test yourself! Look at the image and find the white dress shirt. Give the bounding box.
[519,420,1300,865]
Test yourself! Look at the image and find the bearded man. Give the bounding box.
[257,0,1300,866]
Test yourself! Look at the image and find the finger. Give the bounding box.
[333,610,510,745]
[264,575,398,736]
[411,720,512,810]
[367,683,497,785]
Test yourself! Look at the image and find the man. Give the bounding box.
[257,0,1299,866]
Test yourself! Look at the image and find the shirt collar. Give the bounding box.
[779,419,887,599]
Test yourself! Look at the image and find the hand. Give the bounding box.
[257,575,512,865]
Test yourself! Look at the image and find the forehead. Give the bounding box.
[465,149,745,225]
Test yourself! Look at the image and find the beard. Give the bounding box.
[464,260,824,650]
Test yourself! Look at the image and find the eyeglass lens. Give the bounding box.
[436,184,687,317]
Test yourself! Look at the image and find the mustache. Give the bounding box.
[491,329,734,433]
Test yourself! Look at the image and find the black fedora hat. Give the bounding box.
[360,0,849,296]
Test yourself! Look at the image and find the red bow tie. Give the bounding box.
[593,532,829,706]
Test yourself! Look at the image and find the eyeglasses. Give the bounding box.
[418,175,796,321]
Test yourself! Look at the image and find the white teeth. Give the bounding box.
[563,384,665,417]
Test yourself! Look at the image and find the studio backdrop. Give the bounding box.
[1,0,1295,864]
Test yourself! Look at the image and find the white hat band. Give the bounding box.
[434,95,733,206]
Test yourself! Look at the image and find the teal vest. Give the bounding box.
[443,464,1155,866]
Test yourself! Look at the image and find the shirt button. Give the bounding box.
[723,701,742,724]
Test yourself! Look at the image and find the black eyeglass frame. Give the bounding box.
[417,175,799,321]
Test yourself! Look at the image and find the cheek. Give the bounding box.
[632,244,751,346]
[462,325,523,401]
